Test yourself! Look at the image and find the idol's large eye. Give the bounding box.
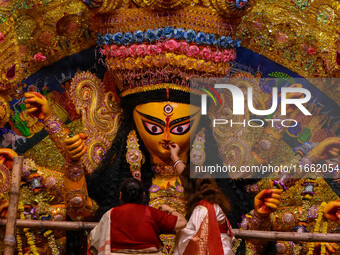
[143,121,164,135]
[170,122,190,135]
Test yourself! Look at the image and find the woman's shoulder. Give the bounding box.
[193,205,208,214]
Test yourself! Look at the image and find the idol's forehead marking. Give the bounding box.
[163,104,173,115]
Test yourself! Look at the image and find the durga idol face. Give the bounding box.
[133,102,201,163]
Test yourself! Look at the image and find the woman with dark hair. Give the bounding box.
[175,178,234,255]
[170,144,234,255]
[88,177,187,255]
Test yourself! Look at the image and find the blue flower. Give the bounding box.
[218,36,228,48]
[155,28,164,40]
[195,32,207,45]
[173,28,185,40]
[164,26,174,38]
[103,34,113,45]
[145,29,157,42]
[133,30,144,44]
[112,32,123,45]
[226,36,233,45]
[184,29,196,43]
[207,34,217,45]
[97,34,104,45]
[230,39,241,48]
[122,32,133,45]
[236,40,241,47]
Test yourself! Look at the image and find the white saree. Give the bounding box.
[174,204,234,255]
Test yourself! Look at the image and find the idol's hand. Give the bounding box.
[0,148,18,170]
[24,92,53,121]
[309,137,340,162]
[254,189,282,217]
[324,200,340,223]
[0,199,8,218]
[313,242,339,255]
[63,133,87,161]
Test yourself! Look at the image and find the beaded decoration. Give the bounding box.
[307,202,327,255]
[126,130,143,181]
[190,128,206,166]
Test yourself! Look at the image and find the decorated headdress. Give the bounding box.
[84,0,252,98]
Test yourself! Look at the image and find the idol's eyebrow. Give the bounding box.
[136,110,165,126]
[169,110,200,127]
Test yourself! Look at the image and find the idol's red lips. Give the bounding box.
[160,143,170,150]
[160,142,176,150]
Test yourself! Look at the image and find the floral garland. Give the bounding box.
[97,26,241,49]
[320,222,328,255]
[18,202,40,255]
[43,230,61,255]
[307,202,326,255]
[107,53,230,75]
[16,228,23,255]
[17,164,62,255]
[101,39,236,63]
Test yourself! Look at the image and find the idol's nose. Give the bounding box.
[162,130,171,143]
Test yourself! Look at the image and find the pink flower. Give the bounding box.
[187,45,200,57]
[110,45,118,51]
[146,44,163,55]
[229,49,236,61]
[109,45,118,57]
[164,39,178,52]
[210,52,216,61]
[120,46,128,57]
[148,45,160,55]
[145,45,153,55]
[100,48,107,55]
[154,43,163,54]
[307,48,316,55]
[112,46,128,58]
[222,50,231,62]
[148,43,163,55]
[34,52,47,62]
[136,44,147,56]
[0,32,4,43]
[129,44,138,57]
[202,48,212,59]
[214,51,222,62]
[178,41,189,54]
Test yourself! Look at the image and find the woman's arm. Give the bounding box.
[159,204,187,230]
[170,143,186,176]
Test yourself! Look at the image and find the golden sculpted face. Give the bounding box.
[133,102,201,163]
